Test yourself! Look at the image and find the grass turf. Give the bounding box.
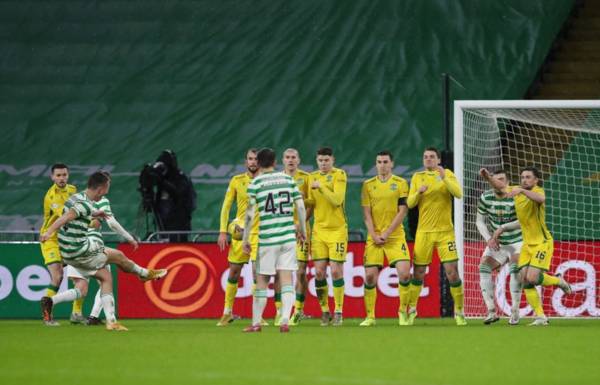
[1,318,599,385]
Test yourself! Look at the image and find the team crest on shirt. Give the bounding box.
[51,203,60,209]
[296,179,304,186]
[327,175,333,182]
[390,183,398,191]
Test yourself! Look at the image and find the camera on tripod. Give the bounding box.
[139,161,168,212]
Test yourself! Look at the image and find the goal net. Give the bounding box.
[454,100,600,318]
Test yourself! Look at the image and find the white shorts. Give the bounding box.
[256,242,297,276]
[482,242,523,265]
[63,238,108,278]
[66,264,111,282]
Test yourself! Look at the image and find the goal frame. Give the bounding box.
[453,99,600,282]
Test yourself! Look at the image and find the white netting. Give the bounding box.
[458,103,600,318]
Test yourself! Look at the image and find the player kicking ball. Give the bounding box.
[39,171,167,330]
[241,148,307,333]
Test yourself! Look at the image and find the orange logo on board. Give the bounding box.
[144,246,217,314]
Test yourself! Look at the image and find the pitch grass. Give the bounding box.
[1,318,599,385]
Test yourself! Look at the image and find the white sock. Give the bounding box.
[252,289,268,326]
[90,289,103,318]
[479,265,495,313]
[132,264,149,278]
[223,308,232,315]
[509,263,522,312]
[52,288,81,305]
[100,293,117,324]
[280,285,294,325]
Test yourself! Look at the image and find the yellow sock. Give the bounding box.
[294,293,305,313]
[46,285,59,297]
[72,298,84,314]
[524,287,545,317]
[274,292,282,315]
[449,280,464,314]
[315,279,329,312]
[224,279,238,314]
[541,273,560,287]
[364,285,376,319]
[408,279,423,309]
[332,278,344,313]
[398,280,410,313]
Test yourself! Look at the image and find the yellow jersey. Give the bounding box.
[306,167,347,233]
[512,185,552,245]
[219,173,259,234]
[361,174,409,239]
[40,183,77,241]
[407,169,462,233]
[287,169,310,223]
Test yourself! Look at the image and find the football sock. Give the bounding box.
[398,279,410,314]
[479,264,495,312]
[509,263,522,312]
[46,285,59,297]
[364,284,376,319]
[223,278,238,315]
[333,278,344,313]
[132,264,148,278]
[90,289,103,318]
[408,278,423,309]
[72,297,84,315]
[280,285,294,325]
[294,293,305,313]
[252,289,268,326]
[524,286,545,317]
[274,292,282,317]
[449,279,464,314]
[52,288,81,305]
[541,273,560,287]
[315,279,329,312]
[100,293,117,324]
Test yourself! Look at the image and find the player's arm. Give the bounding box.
[407,174,421,208]
[360,181,383,244]
[40,209,78,242]
[295,198,307,242]
[241,200,256,254]
[316,172,346,207]
[106,216,138,250]
[382,199,408,241]
[491,219,521,241]
[479,168,504,191]
[441,167,463,199]
[218,180,236,250]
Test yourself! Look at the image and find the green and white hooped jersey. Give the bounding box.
[247,171,302,247]
[88,197,112,243]
[477,189,522,245]
[58,192,95,259]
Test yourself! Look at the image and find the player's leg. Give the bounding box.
[479,251,501,324]
[290,261,308,325]
[273,275,282,326]
[437,231,466,326]
[245,245,276,332]
[312,233,331,325]
[63,265,87,324]
[361,238,382,326]
[291,237,310,325]
[94,267,127,331]
[329,238,347,326]
[104,247,166,281]
[507,243,523,325]
[389,239,411,326]
[275,243,297,332]
[87,285,104,325]
[219,262,243,326]
[41,241,63,297]
[409,231,433,325]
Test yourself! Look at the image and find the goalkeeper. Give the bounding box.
[477,169,523,325]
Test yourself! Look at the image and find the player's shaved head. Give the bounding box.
[284,148,299,157]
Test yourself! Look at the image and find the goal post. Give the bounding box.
[453,100,600,318]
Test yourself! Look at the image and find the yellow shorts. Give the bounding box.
[413,230,458,266]
[40,239,62,265]
[228,233,258,264]
[311,230,348,263]
[518,241,554,271]
[364,237,410,267]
